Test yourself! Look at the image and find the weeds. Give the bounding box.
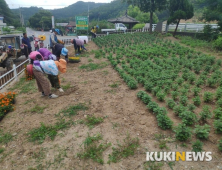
[10,77,37,93]
[83,115,104,129]
[88,58,93,62]
[144,161,164,170]
[61,83,71,90]
[109,82,120,88]
[79,62,109,71]
[77,133,111,164]
[102,70,109,76]
[57,103,88,118]
[0,130,13,144]
[108,134,139,164]
[30,105,47,114]
[28,119,73,144]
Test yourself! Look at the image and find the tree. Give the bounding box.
[167,0,194,36]
[198,0,222,31]
[128,5,159,23]
[29,10,52,29]
[123,0,168,33]
[0,0,14,24]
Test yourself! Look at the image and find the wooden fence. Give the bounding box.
[0,59,29,89]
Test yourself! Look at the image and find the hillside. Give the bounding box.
[11,1,106,23]
[80,0,128,21]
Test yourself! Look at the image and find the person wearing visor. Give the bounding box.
[50,28,60,53]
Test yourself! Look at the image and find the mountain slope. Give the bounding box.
[11,1,106,23]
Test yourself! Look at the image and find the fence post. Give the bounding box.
[13,64,18,82]
[184,24,187,32]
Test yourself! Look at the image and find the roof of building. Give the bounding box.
[108,14,139,24]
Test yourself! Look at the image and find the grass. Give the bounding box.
[61,83,71,90]
[0,130,13,144]
[0,148,5,154]
[79,62,109,71]
[102,70,109,76]
[30,105,47,114]
[77,133,111,164]
[57,103,88,118]
[9,77,37,93]
[84,115,104,129]
[158,140,168,150]
[109,81,120,88]
[88,58,94,62]
[144,161,164,170]
[104,89,116,94]
[111,122,119,129]
[27,119,74,144]
[108,134,139,164]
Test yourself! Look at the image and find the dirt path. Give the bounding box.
[0,41,221,170]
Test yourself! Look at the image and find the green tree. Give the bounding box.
[199,0,222,31]
[0,0,14,24]
[123,0,168,33]
[167,0,194,36]
[128,5,159,23]
[29,10,52,29]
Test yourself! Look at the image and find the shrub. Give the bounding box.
[137,91,145,99]
[216,99,222,107]
[192,140,203,153]
[156,113,173,130]
[153,107,167,115]
[144,82,154,92]
[0,92,16,120]
[174,123,192,141]
[171,91,179,100]
[192,87,201,96]
[216,87,222,100]
[156,91,166,101]
[132,23,145,30]
[180,96,188,106]
[214,37,222,50]
[188,104,196,112]
[141,94,152,105]
[214,119,222,133]
[194,124,211,140]
[199,105,212,121]
[214,107,222,119]
[193,96,201,106]
[147,101,159,112]
[173,105,186,116]
[203,92,214,103]
[179,111,197,126]
[166,98,176,109]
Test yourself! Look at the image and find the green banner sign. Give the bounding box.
[75,16,88,30]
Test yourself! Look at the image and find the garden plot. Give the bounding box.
[0,36,221,170]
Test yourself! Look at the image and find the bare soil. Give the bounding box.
[0,41,222,170]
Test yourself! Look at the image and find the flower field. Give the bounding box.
[93,33,222,151]
[0,92,16,120]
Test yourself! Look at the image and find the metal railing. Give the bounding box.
[0,59,29,90]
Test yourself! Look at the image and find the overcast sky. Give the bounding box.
[6,0,111,9]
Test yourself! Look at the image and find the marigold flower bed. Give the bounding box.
[0,92,16,121]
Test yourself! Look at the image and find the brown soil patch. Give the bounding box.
[0,41,221,170]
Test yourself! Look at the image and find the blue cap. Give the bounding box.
[96,25,99,29]
[55,29,60,35]
[61,48,68,56]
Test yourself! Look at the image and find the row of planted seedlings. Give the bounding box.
[93,33,222,151]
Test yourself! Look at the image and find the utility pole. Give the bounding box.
[19,6,22,26]
[88,1,89,35]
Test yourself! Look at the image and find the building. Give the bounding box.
[0,16,7,34]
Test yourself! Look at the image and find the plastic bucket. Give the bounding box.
[78,36,88,44]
